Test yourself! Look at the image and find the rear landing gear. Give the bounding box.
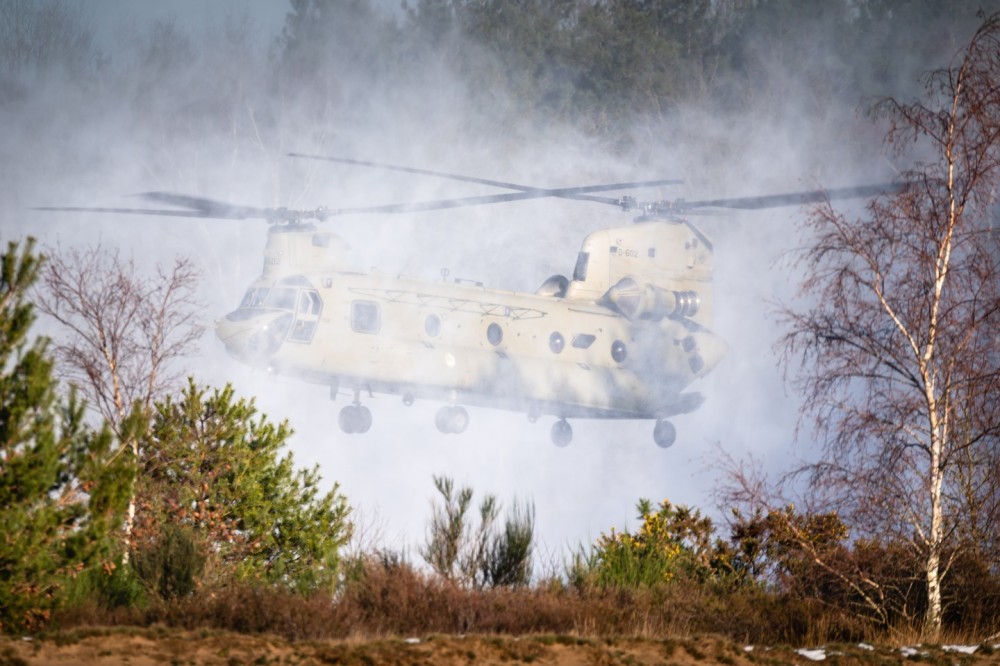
[339,404,372,434]
[436,405,469,434]
[653,419,676,448]
[551,419,573,447]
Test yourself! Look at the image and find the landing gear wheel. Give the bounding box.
[339,405,358,434]
[551,419,573,447]
[435,406,469,434]
[435,406,449,433]
[449,406,469,434]
[653,419,676,448]
[339,405,373,434]
[355,406,373,434]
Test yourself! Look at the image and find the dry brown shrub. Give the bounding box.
[50,556,880,644]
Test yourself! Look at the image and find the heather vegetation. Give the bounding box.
[2,0,999,648]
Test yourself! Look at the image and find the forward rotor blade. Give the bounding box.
[37,192,329,223]
[138,191,268,219]
[32,206,240,219]
[683,183,906,211]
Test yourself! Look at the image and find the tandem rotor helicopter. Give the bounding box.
[38,155,898,447]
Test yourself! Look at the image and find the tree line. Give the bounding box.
[3,0,998,155]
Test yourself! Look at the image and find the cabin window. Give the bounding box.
[572,334,596,349]
[611,339,628,363]
[487,322,503,346]
[352,300,380,334]
[549,332,565,354]
[573,252,590,281]
[425,314,441,337]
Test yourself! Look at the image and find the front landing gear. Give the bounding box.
[435,405,469,434]
[653,419,676,448]
[551,419,573,447]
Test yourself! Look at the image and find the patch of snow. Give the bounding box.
[942,645,978,654]
[404,637,421,644]
[796,648,827,661]
[857,643,874,651]
[900,646,926,657]
[743,646,754,652]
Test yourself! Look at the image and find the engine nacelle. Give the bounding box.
[602,276,700,321]
[536,274,569,298]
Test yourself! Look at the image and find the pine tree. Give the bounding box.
[0,238,135,633]
[133,380,352,594]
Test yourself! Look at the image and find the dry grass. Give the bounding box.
[7,629,1000,666]
[50,557,888,645]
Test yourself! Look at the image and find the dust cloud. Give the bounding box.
[2,1,990,561]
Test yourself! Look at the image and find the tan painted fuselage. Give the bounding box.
[215,218,725,443]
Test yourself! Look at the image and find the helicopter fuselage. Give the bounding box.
[214,221,725,445]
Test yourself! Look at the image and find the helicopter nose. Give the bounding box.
[215,310,294,364]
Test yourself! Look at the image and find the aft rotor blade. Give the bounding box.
[684,183,906,211]
[290,153,682,202]
[332,191,555,214]
[328,181,663,215]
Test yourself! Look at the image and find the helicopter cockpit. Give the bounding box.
[216,276,323,362]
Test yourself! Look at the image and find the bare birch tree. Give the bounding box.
[36,244,203,425]
[35,244,204,558]
[779,13,1000,638]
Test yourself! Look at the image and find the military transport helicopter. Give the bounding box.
[37,157,898,447]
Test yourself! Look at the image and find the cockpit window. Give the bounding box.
[231,279,324,344]
[241,285,313,313]
[298,290,322,316]
[266,288,298,311]
[249,288,269,308]
[573,252,590,281]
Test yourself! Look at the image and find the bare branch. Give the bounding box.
[35,243,205,428]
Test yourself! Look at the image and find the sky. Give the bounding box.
[2,0,919,567]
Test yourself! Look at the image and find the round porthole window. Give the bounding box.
[425,314,441,337]
[487,322,503,346]
[611,339,628,363]
[549,332,565,354]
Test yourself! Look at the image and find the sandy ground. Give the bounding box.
[1,628,998,665]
